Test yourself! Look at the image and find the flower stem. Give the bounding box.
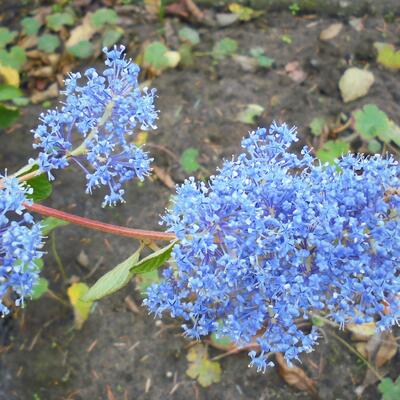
[24,202,176,241]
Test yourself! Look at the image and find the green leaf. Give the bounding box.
[41,217,70,236]
[180,148,201,173]
[33,258,44,271]
[130,240,176,274]
[249,47,274,68]
[281,34,292,44]
[378,377,400,400]
[0,84,23,101]
[316,140,350,164]
[136,269,160,297]
[186,344,221,387]
[102,28,123,48]
[67,282,93,329]
[0,27,17,48]
[46,12,74,31]
[0,103,19,128]
[228,3,263,21]
[178,27,200,46]
[367,139,382,154]
[31,277,49,300]
[68,40,93,59]
[178,43,194,67]
[375,42,400,70]
[21,17,41,36]
[25,174,52,202]
[210,333,233,350]
[212,37,238,60]
[90,8,118,28]
[143,41,170,71]
[82,248,141,302]
[237,103,264,125]
[0,46,26,70]
[309,117,326,136]
[354,104,389,140]
[37,34,60,53]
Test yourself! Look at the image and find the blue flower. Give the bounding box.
[145,122,400,371]
[0,174,43,315]
[32,45,158,206]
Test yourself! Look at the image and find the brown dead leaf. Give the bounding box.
[285,61,307,83]
[145,0,162,15]
[165,0,203,20]
[347,321,376,342]
[152,166,175,189]
[355,331,398,396]
[31,82,58,104]
[275,353,317,396]
[30,66,53,78]
[319,23,343,41]
[66,13,98,49]
[373,332,397,369]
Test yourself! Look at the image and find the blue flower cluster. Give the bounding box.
[32,45,158,206]
[145,123,400,371]
[0,175,43,315]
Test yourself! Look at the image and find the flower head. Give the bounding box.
[32,45,158,206]
[145,123,400,370]
[0,174,43,315]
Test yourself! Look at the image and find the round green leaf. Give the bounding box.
[31,277,49,300]
[212,37,238,60]
[0,103,19,128]
[178,27,200,46]
[316,140,350,164]
[353,104,389,140]
[0,46,26,70]
[0,84,23,101]
[90,8,118,28]
[46,12,74,31]
[21,17,41,36]
[367,139,382,154]
[68,40,93,59]
[102,28,123,48]
[37,34,60,53]
[0,27,17,48]
[180,148,200,173]
[143,41,169,70]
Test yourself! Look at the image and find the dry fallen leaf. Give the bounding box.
[355,331,398,396]
[347,321,376,342]
[232,54,258,72]
[339,67,374,103]
[319,23,343,41]
[66,13,98,49]
[152,165,175,189]
[275,353,317,396]
[30,82,58,104]
[285,61,307,83]
[144,0,162,15]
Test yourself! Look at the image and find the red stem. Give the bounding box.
[24,202,176,242]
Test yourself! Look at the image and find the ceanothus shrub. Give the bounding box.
[0,46,399,373]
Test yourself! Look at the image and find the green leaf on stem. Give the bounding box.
[378,377,400,400]
[130,240,176,274]
[82,247,141,302]
[0,84,23,101]
[180,148,200,173]
[0,103,19,128]
[31,277,49,300]
[316,140,349,164]
[41,217,70,235]
[25,174,52,202]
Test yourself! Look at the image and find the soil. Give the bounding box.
[1,3,400,400]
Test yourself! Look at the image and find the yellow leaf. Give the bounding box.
[0,64,20,87]
[134,131,148,146]
[164,51,181,68]
[375,42,400,70]
[186,344,221,387]
[145,0,162,15]
[228,3,263,21]
[67,282,93,330]
[347,321,376,341]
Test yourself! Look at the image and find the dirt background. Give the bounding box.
[0,1,399,399]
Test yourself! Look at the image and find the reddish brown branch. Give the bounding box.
[24,202,176,241]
